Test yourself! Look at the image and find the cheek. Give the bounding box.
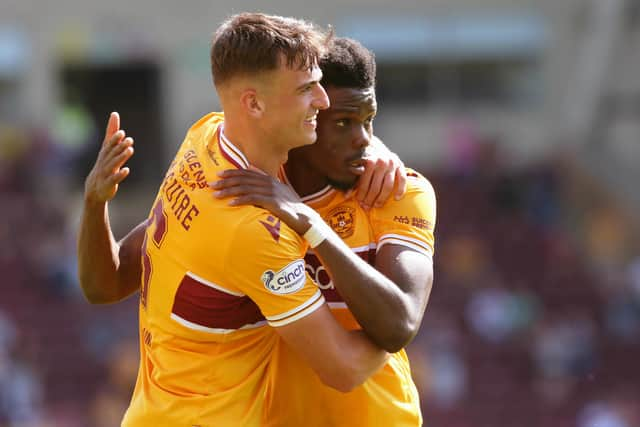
[329,139,349,155]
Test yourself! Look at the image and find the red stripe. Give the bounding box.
[304,248,375,303]
[172,274,265,329]
[219,143,243,169]
[141,232,152,309]
[218,130,246,169]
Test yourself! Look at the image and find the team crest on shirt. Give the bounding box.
[325,205,355,239]
[261,259,306,294]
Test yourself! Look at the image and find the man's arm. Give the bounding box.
[213,169,433,352]
[309,231,433,353]
[276,304,389,392]
[77,112,140,304]
[224,214,389,393]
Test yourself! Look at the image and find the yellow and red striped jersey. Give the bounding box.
[271,166,436,427]
[122,112,324,427]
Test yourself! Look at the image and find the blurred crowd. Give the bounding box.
[408,128,640,427]
[1,119,639,426]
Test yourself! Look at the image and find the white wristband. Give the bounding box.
[303,221,331,248]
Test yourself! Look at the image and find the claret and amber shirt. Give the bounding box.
[270,165,436,427]
[122,113,324,427]
[122,111,437,427]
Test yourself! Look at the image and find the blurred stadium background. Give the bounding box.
[2,0,640,425]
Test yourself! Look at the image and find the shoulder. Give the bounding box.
[226,208,306,254]
[369,168,436,237]
[186,112,224,136]
[180,112,224,153]
[376,168,436,214]
[404,168,436,199]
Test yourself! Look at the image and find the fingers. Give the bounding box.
[393,167,407,200]
[107,167,131,186]
[216,169,267,179]
[210,169,275,195]
[358,157,397,209]
[355,159,375,204]
[102,130,126,154]
[104,112,121,142]
[372,171,395,208]
[212,174,273,198]
[105,143,134,173]
[104,135,132,160]
[360,163,386,209]
[99,134,132,170]
[211,169,297,205]
[94,135,133,195]
[211,174,270,190]
[227,194,265,207]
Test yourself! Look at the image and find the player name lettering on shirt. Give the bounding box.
[179,149,208,190]
[162,175,200,231]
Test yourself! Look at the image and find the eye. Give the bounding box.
[364,116,375,126]
[299,83,314,93]
[336,119,349,127]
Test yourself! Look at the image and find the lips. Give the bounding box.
[346,153,367,175]
[304,112,318,128]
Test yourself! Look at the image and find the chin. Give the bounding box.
[289,133,316,150]
[327,177,357,191]
[305,131,318,145]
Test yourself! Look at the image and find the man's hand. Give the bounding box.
[211,169,318,235]
[356,135,407,210]
[84,112,134,204]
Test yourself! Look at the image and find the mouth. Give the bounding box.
[303,112,318,128]
[346,154,367,175]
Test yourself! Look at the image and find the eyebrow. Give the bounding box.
[330,104,377,114]
[330,106,361,113]
[295,80,318,91]
[295,69,323,91]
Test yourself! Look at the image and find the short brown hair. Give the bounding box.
[211,13,331,86]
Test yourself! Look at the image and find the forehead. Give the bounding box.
[325,86,377,113]
[270,59,321,86]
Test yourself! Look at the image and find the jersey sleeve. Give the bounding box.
[370,171,437,257]
[224,213,325,327]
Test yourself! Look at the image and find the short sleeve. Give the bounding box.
[224,212,325,327]
[370,171,436,257]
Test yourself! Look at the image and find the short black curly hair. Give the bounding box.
[319,37,376,89]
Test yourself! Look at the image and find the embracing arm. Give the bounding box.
[311,233,433,353]
[213,169,433,352]
[276,303,388,392]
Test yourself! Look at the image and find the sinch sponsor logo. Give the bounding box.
[261,260,306,294]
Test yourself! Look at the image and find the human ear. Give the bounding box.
[240,89,265,118]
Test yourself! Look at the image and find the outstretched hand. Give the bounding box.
[355,135,407,210]
[211,169,316,235]
[84,112,134,204]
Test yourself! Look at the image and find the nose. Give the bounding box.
[312,83,330,110]
[352,124,371,150]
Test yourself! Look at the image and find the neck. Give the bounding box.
[284,148,329,197]
[222,117,285,177]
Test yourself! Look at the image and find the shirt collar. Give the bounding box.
[218,123,250,169]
